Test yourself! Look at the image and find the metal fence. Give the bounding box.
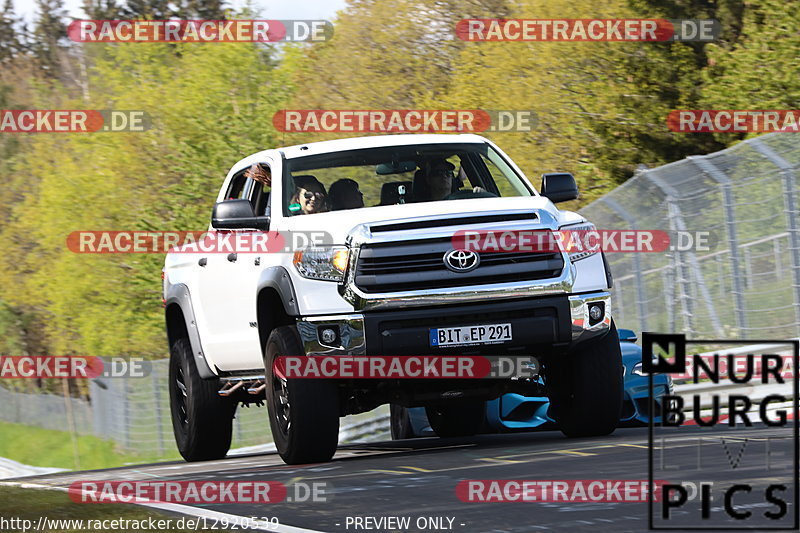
[0,360,270,460]
[0,358,389,462]
[580,131,800,340]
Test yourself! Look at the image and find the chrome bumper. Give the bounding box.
[297,314,366,356]
[568,291,611,343]
[298,290,611,356]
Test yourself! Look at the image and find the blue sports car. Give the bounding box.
[390,329,672,439]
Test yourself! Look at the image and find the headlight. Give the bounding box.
[558,222,599,262]
[293,246,349,281]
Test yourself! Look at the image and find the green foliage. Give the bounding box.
[0,420,179,469]
[0,0,796,365]
[703,0,800,142]
[0,40,291,358]
[0,485,203,532]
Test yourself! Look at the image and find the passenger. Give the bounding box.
[291,175,329,214]
[328,178,364,210]
[245,162,271,187]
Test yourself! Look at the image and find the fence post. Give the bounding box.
[646,172,723,336]
[600,197,648,333]
[743,247,752,290]
[661,267,674,332]
[747,138,800,336]
[123,378,131,450]
[716,255,725,301]
[152,369,165,456]
[689,156,748,333]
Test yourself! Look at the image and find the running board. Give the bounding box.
[219,377,266,397]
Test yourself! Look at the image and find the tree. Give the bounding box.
[0,0,20,63]
[0,40,291,358]
[32,0,67,75]
[702,0,800,142]
[81,0,122,20]
[176,0,227,19]
[121,0,173,19]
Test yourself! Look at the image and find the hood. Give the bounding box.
[278,196,585,244]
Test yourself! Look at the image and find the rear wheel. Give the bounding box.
[265,325,340,464]
[390,404,417,440]
[169,338,235,461]
[425,399,485,438]
[549,322,623,438]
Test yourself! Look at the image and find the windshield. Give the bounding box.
[282,143,533,216]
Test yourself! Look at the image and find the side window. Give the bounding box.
[249,163,272,217]
[225,173,249,200]
[253,181,271,217]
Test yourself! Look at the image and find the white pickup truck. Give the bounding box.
[163,134,621,465]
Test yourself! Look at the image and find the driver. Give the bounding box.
[421,159,489,201]
[423,159,457,201]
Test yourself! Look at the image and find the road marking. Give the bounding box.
[477,457,524,464]
[401,466,434,472]
[550,450,597,456]
[130,469,165,479]
[618,444,649,449]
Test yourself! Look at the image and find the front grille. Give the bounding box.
[354,236,564,293]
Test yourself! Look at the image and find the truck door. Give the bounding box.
[192,165,272,373]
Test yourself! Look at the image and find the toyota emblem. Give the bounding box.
[443,249,480,273]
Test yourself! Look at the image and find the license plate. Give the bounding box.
[430,323,512,347]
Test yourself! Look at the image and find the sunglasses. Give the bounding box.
[303,191,324,200]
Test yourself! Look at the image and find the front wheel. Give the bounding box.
[169,338,235,461]
[390,404,418,440]
[548,322,623,438]
[265,325,340,464]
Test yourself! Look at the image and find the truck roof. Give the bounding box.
[279,133,489,160]
[227,133,494,180]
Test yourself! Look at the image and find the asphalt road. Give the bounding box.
[10,423,798,533]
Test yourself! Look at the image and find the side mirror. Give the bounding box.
[618,329,638,343]
[211,199,270,230]
[540,172,578,203]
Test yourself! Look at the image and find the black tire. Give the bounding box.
[169,337,235,461]
[390,404,418,440]
[425,399,485,438]
[265,325,340,464]
[549,321,623,438]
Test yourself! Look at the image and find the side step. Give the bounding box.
[219,377,266,398]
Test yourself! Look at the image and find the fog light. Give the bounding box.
[320,328,337,344]
[589,304,603,323]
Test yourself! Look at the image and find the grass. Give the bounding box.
[0,421,181,471]
[0,486,226,532]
